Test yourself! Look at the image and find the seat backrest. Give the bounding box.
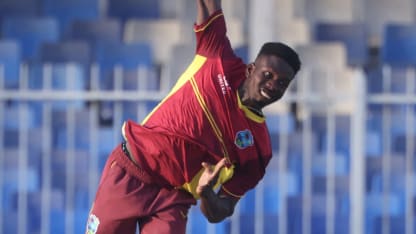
[0,40,21,89]
[315,23,368,66]
[42,0,100,35]
[107,0,160,21]
[39,41,91,65]
[68,19,122,46]
[382,24,416,67]
[2,17,59,61]
[0,0,40,18]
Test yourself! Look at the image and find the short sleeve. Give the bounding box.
[193,10,235,58]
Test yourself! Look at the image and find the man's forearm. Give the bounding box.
[199,186,235,223]
[196,0,222,25]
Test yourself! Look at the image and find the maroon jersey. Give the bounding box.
[123,10,273,199]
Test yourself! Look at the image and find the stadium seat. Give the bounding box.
[287,195,303,234]
[315,23,369,66]
[296,43,356,114]
[1,17,59,61]
[0,40,21,89]
[382,24,416,67]
[239,214,255,234]
[379,24,416,96]
[303,0,355,24]
[238,189,255,214]
[363,0,415,47]
[124,19,183,64]
[311,214,325,234]
[42,0,100,36]
[68,19,122,46]
[49,209,65,234]
[107,0,161,21]
[263,214,279,234]
[39,41,91,65]
[374,215,406,234]
[274,19,311,48]
[35,41,91,99]
[0,0,40,18]
[188,206,207,234]
[94,42,155,91]
[1,211,18,233]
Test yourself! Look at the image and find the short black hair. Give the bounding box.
[257,42,301,74]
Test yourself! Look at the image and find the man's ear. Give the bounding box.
[245,63,255,78]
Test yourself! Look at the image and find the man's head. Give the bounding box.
[239,42,301,111]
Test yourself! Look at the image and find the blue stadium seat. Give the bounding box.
[382,24,416,67]
[239,214,255,234]
[42,0,100,36]
[188,206,207,234]
[32,41,91,96]
[0,0,40,18]
[287,195,303,234]
[366,65,384,94]
[0,40,21,89]
[49,209,65,234]
[95,42,152,70]
[311,214,325,234]
[39,41,91,65]
[238,189,255,214]
[107,0,161,21]
[1,211,18,234]
[315,23,368,66]
[1,17,59,61]
[74,209,89,233]
[373,216,406,234]
[334,214,350,234]
[94,42,153,90]
[214,221,230,234]
[263,178,282,214]
[263,214,279,234]
[68,19,122,46]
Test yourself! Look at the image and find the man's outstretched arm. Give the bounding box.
[196,0,222,25]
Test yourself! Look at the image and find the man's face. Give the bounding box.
[243,54,295,109]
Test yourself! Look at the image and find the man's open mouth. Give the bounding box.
[260,88,272,100]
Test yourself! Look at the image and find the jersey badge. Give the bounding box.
[86,214,100,234]
[234,129,254,149]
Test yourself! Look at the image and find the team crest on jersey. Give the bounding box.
[234,129,254,149]
[86,214,100,234]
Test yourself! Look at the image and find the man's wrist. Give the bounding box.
[197,184,214,197]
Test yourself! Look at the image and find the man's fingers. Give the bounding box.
[201,158,227,175]
[212,158,227,176]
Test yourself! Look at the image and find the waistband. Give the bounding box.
[113,143,154,185]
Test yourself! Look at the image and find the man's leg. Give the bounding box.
[138,203,190,234]
[86,145,158,234]
[138,187,195,234]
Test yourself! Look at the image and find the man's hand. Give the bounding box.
[196,0,222,25]
[196,158,227,196]
[196,158,237,223]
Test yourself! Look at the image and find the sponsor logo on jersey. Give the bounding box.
[234,129,254,149]
[217,74,230,95]
[86,214,100,234]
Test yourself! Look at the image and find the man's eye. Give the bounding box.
[263,72,272,79]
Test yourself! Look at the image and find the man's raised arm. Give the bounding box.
[196,0,222,25]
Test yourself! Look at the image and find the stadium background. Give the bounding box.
[0,0,415,233]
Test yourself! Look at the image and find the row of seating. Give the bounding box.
[2,186,413,234]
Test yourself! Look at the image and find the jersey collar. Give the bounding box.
[237,92,265,123]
